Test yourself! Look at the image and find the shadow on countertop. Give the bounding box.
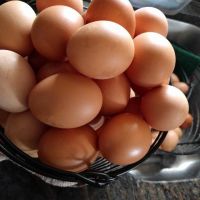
[0,160,200,200]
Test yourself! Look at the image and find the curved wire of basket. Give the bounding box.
[0,128,167,187]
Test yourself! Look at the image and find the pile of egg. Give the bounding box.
[0,0,192,172]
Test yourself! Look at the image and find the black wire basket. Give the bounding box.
[0,0,198,188]
[159,46,200,156]
[0,127,167,187]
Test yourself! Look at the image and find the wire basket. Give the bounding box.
[165,68,200,155]
[0,127,167,187]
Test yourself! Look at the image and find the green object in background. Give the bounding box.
[173,44,200,78]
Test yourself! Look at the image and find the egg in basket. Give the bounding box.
[0,0,190,187]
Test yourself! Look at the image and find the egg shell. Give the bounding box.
[99,113,152,165]
[135,7,168,37]
[36,0,83,13]
[124,97,142,116]
[126,32,176,88]
[38,126,98,172]
[131,83,153,96]
[37,61,76,81]
[173,82,189,95]
[28,50,47,72]
[180,113,193,129]
[0,109,9,128]
[86,0,136,36]
[0,1,36,56]
[160,130,179,152]
[31,6,84,61]
[174,127,183,139]
[82,10,87,23]
[29,73,103,128]
[141,85,189,131]
[67,20,135,79]
[96,74,130,115]
[0,50,36,113]
[170,73,180,83]
[5,111,47,151]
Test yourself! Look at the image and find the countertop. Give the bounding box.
[1,160,200,200]
[0,1,200,200]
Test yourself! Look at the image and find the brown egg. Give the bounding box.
[170,73,180,83]
[180,113,193,129]
[0,1,36,56]
[36,0,83,13]
[141,85,189,131]
[31,6,84,61]
[38,126,98,172]
[86,0,136,36]
[0,50,36,113]
[99,113,152,165]
[135,7,168,37]
[89,115,105,131]
[5,111,47,151]
[126,32,175,88]
[28,50,47,72]
[174,127,183,139]
[173,82,189,94]
[160,130,179,152]
[124,97,142,116]
[0,109,9,128]
[96,121,108,135]
[67,20,135,79]
[37,61,76,81]
[82,10,87,23]
[29,73,103,128]
[96,74,130,115]
[131,83,153,96]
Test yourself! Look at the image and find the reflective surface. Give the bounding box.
[168,19,200,56]
[130,154,200,181]
[130,19,200,182]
